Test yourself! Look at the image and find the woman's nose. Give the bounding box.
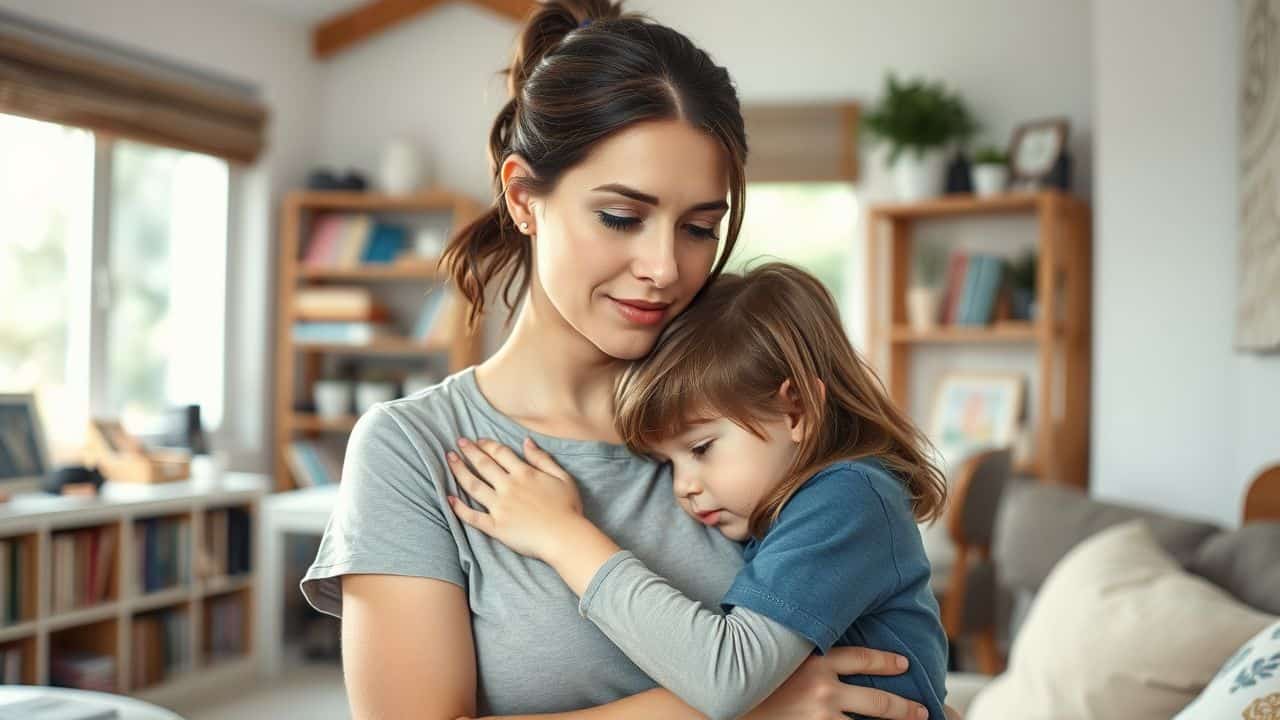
[631,229,678,288]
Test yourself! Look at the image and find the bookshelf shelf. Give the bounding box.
[298,261,441,281]
[0,475,265,696]
[133,586,191,613]
[290,413,358,433]
[867,190,1092,488]
[0,621,36,644]
[292,337,450,355]
[275,187,487,491]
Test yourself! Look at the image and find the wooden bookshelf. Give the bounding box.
[0,475,265,700]
[867,190,1092,488]
[274,187,487,491]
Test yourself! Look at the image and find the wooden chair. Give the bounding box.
[1244,463,1280,523]
[941,448,1013,675]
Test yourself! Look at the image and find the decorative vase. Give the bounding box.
[907,286,940,331]
[972,164,1009,197]
[378,139,429,194]
[892,149,947,202]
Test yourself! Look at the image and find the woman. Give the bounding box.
[302,2,934,718]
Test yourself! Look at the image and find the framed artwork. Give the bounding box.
[1008,117,1069,187]
[928,372,1025,472]
[1238,0,1280,351]
[0,393,50,482]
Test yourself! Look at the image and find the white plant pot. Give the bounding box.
[972,164,1009,197]
[378,139,429,194]
[891,149,948,202]
[314,380,354,419]
[907,286,941,331]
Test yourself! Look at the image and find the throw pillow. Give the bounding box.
[1175,618,1280,720]
[968,521,1276,720]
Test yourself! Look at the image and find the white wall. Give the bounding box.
[1092,0,1280,525]
[0,0,321,473]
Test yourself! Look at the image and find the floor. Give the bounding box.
[169,662,348,720]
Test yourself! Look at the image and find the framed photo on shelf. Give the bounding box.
[0,393,50,483]
[1008,117,1069,189]
[928,372,1025,472]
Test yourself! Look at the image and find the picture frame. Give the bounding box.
[0,393,50,482]
[1007,117,1069,186]
[928,372,1025,472]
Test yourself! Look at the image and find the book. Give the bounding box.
[336,215,373,268]
[973,256,1006,324]
[411,290,448,340]
[302,215,345,267]
[295,287,382,322]
[292,321,389,345]
[360,223,407,264]
[424,290,460,346]
[954,255,983,326]
[939,252,968,324]
[0,541,8,624]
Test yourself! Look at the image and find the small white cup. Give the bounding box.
[314,380,354,419]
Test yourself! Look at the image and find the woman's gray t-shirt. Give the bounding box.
[300,367,744,714]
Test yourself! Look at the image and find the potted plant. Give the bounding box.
[1008,250,1037,321]
[908,242,948,331]
[971,146,1009,197]
[865,73,977,201]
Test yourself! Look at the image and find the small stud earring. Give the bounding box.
[519,222,529,232]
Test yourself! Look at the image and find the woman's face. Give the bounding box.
[512,119,731,360]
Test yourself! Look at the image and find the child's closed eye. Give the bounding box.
[690,439,714,459]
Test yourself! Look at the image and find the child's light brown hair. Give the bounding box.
[615,262,947,538]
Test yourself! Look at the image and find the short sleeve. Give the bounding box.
[300,405,465,618]
[720,466,905,653]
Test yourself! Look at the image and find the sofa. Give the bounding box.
[943,476,1280,717]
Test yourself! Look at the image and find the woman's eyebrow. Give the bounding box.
[592,183,728,213]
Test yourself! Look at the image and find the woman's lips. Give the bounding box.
[610,297,668,326]
[695,510,721,526]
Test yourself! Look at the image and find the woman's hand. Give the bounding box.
[744,646,930,720]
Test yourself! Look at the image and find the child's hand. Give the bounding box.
[446,437,586,561]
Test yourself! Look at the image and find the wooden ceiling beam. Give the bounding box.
[313,0,535,59]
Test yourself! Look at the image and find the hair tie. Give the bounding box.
[579,18,592,28]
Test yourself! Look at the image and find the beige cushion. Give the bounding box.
[969,521,1276,720]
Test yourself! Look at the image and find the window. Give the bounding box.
[730,182,859,311]
[0,113,229,460]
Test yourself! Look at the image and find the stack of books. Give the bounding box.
[0,539,30,624]
[49,649,116,692]
[50,527,117,613]
[293,285,393,346]
[285,441,342,488]
[938,252,1008,326]
[134,517,191,595]
[0,643,24,683]
[206,593,246,662]
[199,508,251,579]
[131,607,189,688]
[303,214,409,268]
[410,288,460,345]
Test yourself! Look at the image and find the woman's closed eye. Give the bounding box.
[595,211,719,241]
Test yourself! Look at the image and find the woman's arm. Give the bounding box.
[342,572,927,720]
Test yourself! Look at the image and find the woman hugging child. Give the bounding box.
[447,262,950,719]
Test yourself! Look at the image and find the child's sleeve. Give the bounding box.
[579,552,815,720]
[720,466,905,653]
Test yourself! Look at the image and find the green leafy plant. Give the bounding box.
[972,145,1008,166]
[864,73,978,165]
[1009,250,1037,292]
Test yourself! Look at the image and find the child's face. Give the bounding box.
[652,413,802,542]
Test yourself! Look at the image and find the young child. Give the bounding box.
[446,262,949,719]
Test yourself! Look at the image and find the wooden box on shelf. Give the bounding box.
[84,420,190,484]
[273,187,487,491]
[866,190,1092,488]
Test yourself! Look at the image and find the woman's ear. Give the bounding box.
[500,154,538,236]
[777,378,825,444]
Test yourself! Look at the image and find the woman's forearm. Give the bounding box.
[468,687,708,720]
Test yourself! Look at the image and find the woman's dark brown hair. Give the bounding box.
[442,0,749,329]
[615,262,948,537]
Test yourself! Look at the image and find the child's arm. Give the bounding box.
[444,438,849,719]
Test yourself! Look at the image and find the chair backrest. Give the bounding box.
[946,448,1013,550]
[1244,463,1280,524]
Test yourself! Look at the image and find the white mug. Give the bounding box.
[314,380,354,419]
